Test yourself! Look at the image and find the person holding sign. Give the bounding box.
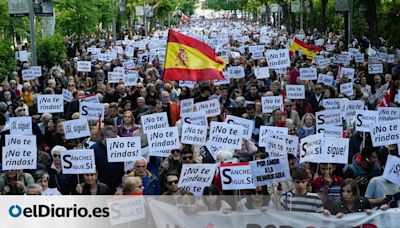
[117,111,141,137]
[0,170,34,195]
[47,146,75,195]
[74,172,111,195]
[126,157,161,195]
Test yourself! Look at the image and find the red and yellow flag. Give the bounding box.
[289,37,321,60]
[162,30,226,81]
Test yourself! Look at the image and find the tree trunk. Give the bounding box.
[320,0,328,32]
[365,0,379,46]
[309,0,315,30]
[282,1,290,31]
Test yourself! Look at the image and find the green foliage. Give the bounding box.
[0,38,16,82]
[37,35,67,68]
[377,1,400,47]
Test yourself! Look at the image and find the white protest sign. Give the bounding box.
[180,98,194,115]
[249,45,265,53]
[299,67,317,80]
[147,127,180,152]
[355,110,378,132]
[225,115,254,140]
[181,111,207,126]
[325,44,335,52]
[259,126,289,147]
[124,70,139,86]
[368,63,383,74]
[9,117,32,135]
[108,72,124,83]
[37,95,64,113]
[107,137,141,162]
[333,54,350,65]
[2,146,37,170]
[148,149,172,158]
[340,82,354,97]
[63,119,90,140]
[179,80,196,88]
[383,155,400,186]
[79,94,100,103]
[228,66,245,78]
[254,67,270,79]
[62,89,73,102]
[141,112,169,133]
[194,99,221,117]
[316,109,341,126]
[251,51,264,60]
[370,121,400,147]
[31,66,42,76]
[178,163,217,196]
[5,135,36,148]
[107,196,146,225]
[60,149,96,174]
[378,107,400,122]
[317,74,334,86]
[79,102,104,121]
[214,78,230,85]
[87,47,101,55]
[250,157,291,187]
[264,138,287,159]
[355,53,364,63]
[321,137,349,164]
[315,39,324,46]
[261,96,283,113]
[265,134,299,156]
[373,83,389,101]
[321,98,346,110]
[286,85,305,99]
[343,100,365,120]
[181,124,207,146]
[387,54,395,64]
[299,133,323,163]
[220,162,256,190]
[77,61,91,72]
[22,69,34,81]
[265,49,290,69]
[316,125,342,138]
[340,68,355,81]
[209,121,243,150]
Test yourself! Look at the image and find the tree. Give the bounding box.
[0,37,16,82]
[37,35,67,68]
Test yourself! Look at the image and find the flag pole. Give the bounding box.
[161,29,172,82]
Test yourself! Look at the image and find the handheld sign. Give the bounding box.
[181,124,207,146]
[31,66,42,77]
[259,126,289,147]
[10,117,32,135]
[147,126,180,152]
[340,82,354,97]
[264,133,299,156]
[220,162,256,190]
[299,67,317,80]
[228,66,245,78]
[181,111,207,126]
[5,135,36,148]
[321,137,349,164]
[261,96,283,113]
[383,155,400,186]
[264,138,287,159]
[148,149,172,158]
[62,89,73,102]
[79,94,100,103]
[316,109,342,126]
[370,121,400,147]
[194,99,221,117]
[355,110,378,132]
[286,85,305,99]
[225,115,254,140]
[316,125,343,138]
[368,63,383,74]
[61,149,96,174]
[2,146,37,170]
[265,49,290,69]
[317,74,334,86]
[178,163,218,196]
[209,121,243,150]
[254,67,270,79]
[77,61,91,72]
[37,95,64,113]
[299,134,323,163]
[140,112,169,133]
[22,69,34,81]
[124,70,139,86]
[180,98,194,115]
[250,157,291,187]
[79,102,105,121]
[378,107,400,122]
[107,137,141,162]
[343,100,365,120]
[63,119,91,140]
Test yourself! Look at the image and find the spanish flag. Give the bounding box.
[162,30,226,81]
[289,37,321,60]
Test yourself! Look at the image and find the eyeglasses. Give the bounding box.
[172,150,180,154]
[53,154,60,158]
[167,180,179,185]
[251,190,263,195]
[182,156,193,161]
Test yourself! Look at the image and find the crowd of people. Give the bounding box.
[0,18,399,219]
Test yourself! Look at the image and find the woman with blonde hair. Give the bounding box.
[297,113,316,139]
[117,110,140,137]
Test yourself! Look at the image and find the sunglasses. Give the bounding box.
[167,180,179,185]
[172,150,180,154]
[182,156,193,161]
[53,154,60,158]
[251,190,263,195]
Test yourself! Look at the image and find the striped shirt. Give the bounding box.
[280,191,324,213]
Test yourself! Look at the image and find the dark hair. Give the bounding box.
[0,113,6,125]
[203,185,222,210]
[341,178,360,198]
[147,98,157,106]
[181,144,194,155]
[246,104,255,111]
[292,168,308,180]
[361,147,376,161]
